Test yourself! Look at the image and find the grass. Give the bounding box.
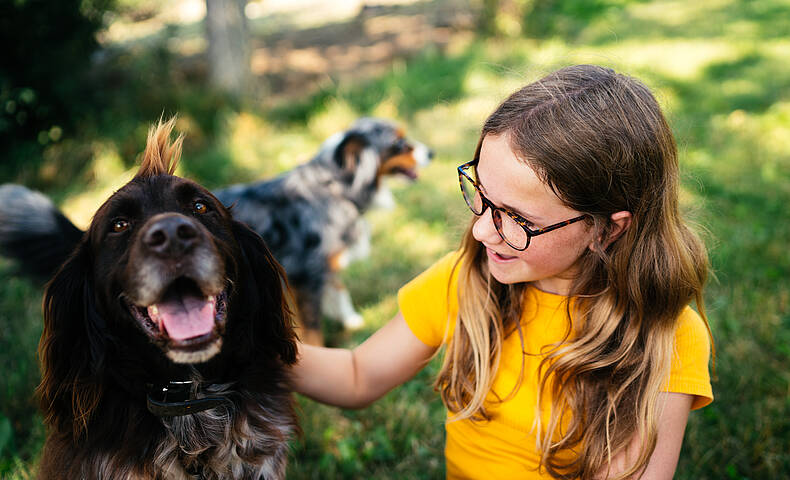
[1,0,789,478]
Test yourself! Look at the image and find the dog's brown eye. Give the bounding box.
[112,219,129,233]
[193,202,208,214]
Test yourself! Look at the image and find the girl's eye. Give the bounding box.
[112,219,129,233]
[193,202,208,214]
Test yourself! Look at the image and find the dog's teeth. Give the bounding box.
[147,304,163,331]
[208,295,215,304]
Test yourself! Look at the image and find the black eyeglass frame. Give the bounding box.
[457,160,589,251]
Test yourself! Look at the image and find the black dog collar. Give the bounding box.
[146,381,227,417]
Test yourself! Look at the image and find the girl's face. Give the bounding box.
[472,133,594,295]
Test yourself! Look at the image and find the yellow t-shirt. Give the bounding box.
[397,251,713,479]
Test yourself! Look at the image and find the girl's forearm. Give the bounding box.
[291,343,371,409]
[289,312,436,410]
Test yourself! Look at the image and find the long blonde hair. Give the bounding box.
[435,65,711,479]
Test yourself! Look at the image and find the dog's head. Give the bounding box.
[38,118,296,435]
[322,118,432,206]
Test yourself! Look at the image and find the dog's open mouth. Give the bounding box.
[392,167,418,180]
[125,277,227,363]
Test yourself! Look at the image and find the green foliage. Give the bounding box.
[0,0,115,168]
[0,263,46,476]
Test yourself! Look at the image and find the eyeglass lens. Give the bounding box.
[460,171,529,249]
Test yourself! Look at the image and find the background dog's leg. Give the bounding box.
[295,291,324,346]
[321,277,364,330]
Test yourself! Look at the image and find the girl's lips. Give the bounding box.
[486,247,518,263]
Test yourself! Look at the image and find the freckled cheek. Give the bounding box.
[512,245,557,269]
[514,229,589,267]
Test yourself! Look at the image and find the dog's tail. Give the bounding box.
[0,184,84,281]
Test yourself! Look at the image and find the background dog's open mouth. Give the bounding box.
[380,155,419,181]
[126,278,227,352]
[393,166,418,180]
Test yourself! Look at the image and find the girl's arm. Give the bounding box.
[290,311,437,409]
[598,392,694,479]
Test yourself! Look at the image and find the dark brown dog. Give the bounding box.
[31,119,297,479]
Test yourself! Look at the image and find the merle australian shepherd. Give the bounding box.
[214,118,432,345]
[1,119,297,479]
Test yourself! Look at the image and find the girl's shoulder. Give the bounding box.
[667,305,714,409]
[397,251,464,348]
[674,306,713,350]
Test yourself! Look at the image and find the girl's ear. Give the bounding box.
[590,211,632,251]
[37,239,105,439]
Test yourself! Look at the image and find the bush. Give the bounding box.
[0,0,114,166]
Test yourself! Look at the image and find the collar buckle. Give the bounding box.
[146,381,226,417]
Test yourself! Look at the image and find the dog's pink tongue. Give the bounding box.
[153,295,214,341]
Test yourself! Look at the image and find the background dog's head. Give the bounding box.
[38,118,296,436]
[321,117,432,207]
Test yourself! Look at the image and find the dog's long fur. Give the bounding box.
[214,118,431,344]
[6,119,298,479]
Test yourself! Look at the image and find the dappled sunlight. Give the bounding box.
[248,2,473,101]
[370,212,449,260]
[60,142,136,230]
[102,0,205,45]
[248,128,320,174]
[225,112,276,174]
[308,99,363,138]
[599,40,734,80]
[627,0,732,29]
[699,102,790,186]
[409,97,490,159]
[359,295,399,329]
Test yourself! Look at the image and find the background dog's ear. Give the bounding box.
[37,239,106,439]
[231,220,297,365]
[333,132,380,197]
[333,132,367,172]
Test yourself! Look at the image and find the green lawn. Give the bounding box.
[1,0,789,478]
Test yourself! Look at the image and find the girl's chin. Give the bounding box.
[484,249,525,285]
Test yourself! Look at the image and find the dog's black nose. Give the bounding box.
[142,214,200,258]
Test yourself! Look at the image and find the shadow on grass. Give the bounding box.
[266,43,482,125]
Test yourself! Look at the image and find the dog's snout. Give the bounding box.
[143,214,200,258]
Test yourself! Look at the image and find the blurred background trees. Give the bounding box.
[0,0,114,178]
[205,0,251,95]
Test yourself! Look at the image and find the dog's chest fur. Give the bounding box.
[75,384,293,480]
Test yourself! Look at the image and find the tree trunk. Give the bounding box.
[205,0,250,96]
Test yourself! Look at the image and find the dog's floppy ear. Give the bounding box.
[333,132,380,194]
[333,132,367,172]
[231,220,297,365]
[37,238,106,439]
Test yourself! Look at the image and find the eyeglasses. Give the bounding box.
[457,160,588,251]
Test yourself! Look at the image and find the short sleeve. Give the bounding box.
[397,251,462,348]
[664,306,714,410]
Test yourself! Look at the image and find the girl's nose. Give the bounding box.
[472,208,501,245]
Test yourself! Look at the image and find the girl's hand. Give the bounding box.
[289,312,437,408]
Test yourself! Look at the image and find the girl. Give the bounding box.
[291,64,713,479]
